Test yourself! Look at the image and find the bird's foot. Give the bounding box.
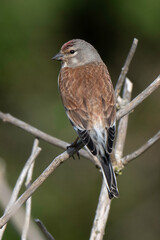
[67,137,81,160]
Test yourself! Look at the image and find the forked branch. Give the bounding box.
[0,139,41,239]
[90,77,133,240]
[0,141,84,229]
[0,74,159,231]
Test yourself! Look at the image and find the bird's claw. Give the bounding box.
[67,142,81,160]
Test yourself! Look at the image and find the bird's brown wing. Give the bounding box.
[59,62,116,130]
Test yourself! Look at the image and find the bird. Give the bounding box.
[52,39,119,199]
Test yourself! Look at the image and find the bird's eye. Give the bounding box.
[70,50,75,54]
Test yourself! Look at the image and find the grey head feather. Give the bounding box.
[61,39,103,68]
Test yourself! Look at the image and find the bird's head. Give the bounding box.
[52,39,102,68]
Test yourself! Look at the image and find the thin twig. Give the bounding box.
[0,141,83,229]
[116,74,160,121]
[35,219,55,240]
[21,143,37,240]
[115,78,133,166]
[122,130,160,165]
[115,38,138,98]
[0,139,41,239]
[0,111,90,161]
[89,181,111,240]
[21,198,32,240]
[0,160,46,240]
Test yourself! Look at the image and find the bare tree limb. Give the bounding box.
[115,38,138,98]
[35,219,55,240]
[0,112,65,147]
[116,74,160,121]
[89,181,111,240]
[0,139,41,239]
[0,111,91,161]
[122,130,160,165]
[115,78,133,166]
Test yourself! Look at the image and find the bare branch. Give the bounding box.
[115,78,133,166]
[90,75,159,239]
[22,144,37,240]
[0,112,63,147]
[0,141,84,229]
[0,139,41,239]
[116,74,160,121]
[5,138,40,210]
[89,181,111,240]
[0,111,91,160]
[35,219,55,240]
[115,38,138,98]
[0,159,45,240]
[122,130,160,165]
[21,198,32,240]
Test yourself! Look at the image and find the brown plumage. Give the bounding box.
[53,39,119,198]
[59,62,116,129]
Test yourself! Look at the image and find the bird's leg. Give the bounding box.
[67,137,83,159]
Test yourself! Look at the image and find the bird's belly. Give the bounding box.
[89,124,107,151]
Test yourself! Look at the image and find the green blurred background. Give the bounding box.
[0,0,160,239]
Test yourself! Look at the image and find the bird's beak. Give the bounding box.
[52,52,63,61]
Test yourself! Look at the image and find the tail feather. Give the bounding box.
[75,127,118,199]
[100,154,119,199]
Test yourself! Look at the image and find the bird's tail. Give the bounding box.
[99,153,119,199]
